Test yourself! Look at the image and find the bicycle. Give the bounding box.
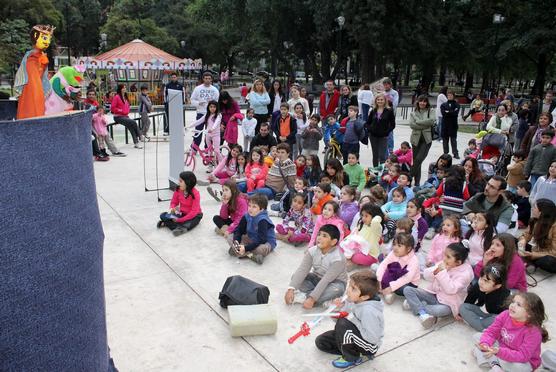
[184,128,229,172]
[324,136,343,163]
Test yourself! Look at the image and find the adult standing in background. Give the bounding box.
[300,86,314,115]
[383,78,399,155]
[190,71,220,147]
[440,89,461,159]
[435,86,448,141]
[268,80,285,119]
[409,95,435,186]
[287,86,310,115]
[219,91,243,146]
[164,72,186,135]
[366,93,396,167]
[337,85,358,121]
[357,83,374,122]
[248,78,271,133]
[319,79,340,119]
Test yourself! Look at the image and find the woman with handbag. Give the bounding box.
[409,95,435,186]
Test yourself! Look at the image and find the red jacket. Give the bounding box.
[319,90,340,118]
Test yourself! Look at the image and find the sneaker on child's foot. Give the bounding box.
[268,210,282,217]
[247,252,264,265]
[157,221,164,229]
[489,363,504,372]
[172,227,188,236]
[332,357,362,368]
[383,293,395,305]
[370,263,379,273]
[402,299,411,311]
[207,186,221,202]
[112,152,127,157]
[419,313,437,329]
[292,290,307,304]
[270,203,281,211]
[425,227,436,240]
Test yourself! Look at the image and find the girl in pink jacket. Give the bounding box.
[245,147,269,192]
[474,292,548,371]
[377,232,421,305]
[393,141,413,172]
[207,144,242,186]
[426,215,461,266]
[309,201,347,247]
[213,180,248,236]
[157,171,203,236]
[188,100,223,165]
[404,242,474,329]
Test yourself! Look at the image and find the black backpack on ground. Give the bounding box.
[218,275,270,308]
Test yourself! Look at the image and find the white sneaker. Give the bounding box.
[424,227,435,240]
[419,313,437,329]
[134,143,143,149]
[206,164,214,173]
[293,290,307,304]
[370,263,379,273]
[383,293,395,305]
[402,299,411,311]
[268,210,282,217]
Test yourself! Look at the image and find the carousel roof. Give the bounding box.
[95,39,182,63]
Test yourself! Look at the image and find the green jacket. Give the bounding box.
[409,109,435,146]
[343,163,366,192]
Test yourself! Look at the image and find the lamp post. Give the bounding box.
[492,13,505,95]
[336,16,345,86]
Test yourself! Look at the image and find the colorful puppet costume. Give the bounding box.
[45,65,85,115]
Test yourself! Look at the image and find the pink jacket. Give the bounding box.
[92,112,108,136]
[474,253,527,292]
[169,187,202,223]
[423,262,474,317]
[222,101,244,144]
[309,215,346,247]
[219,195,248,234]
[376,250,420,291]
[480,310,542,369]
[245,163,269,183]
[427,233,460,264]
[213,157,237,178]
[189,113,222,137]
[110,94,130,116]
[394,148,413,166]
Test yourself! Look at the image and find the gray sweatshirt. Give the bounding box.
[342,298,384,347]
[289,245,348,301]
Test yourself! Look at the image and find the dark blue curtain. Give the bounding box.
[0,111,109,371]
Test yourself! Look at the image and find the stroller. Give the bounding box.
[477,133,512,177]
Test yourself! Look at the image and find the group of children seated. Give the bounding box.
[154,134,552,369]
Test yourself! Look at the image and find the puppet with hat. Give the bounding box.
[14,24,56,120]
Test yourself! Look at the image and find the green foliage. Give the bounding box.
[0,19,32,74]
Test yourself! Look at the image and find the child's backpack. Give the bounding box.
[219,275,270,308]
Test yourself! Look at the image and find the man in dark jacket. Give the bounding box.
[250,122,277,152]
[271,103,297,151]
[440,89,461,159]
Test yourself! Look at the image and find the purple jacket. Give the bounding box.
[380,262,408,289]
[340,201,359,227]
[411,214,429,252]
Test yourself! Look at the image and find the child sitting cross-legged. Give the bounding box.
[311,182,335,216]
[403,242,474,329]
[339,185,359,227]
[314,271,384,368]
[472,292,549,372]
[227,193,276,265]
[377,233,420,305]
[309,201,348,247]
[245,147,269,192]
[459,262,510,332]
[275,193,314,245]
[426,215,461,267]
[212,180,248,238]
[285,224,348,309]
[157,171,203,236]
[381,186,408,242]
[341,204,384,269]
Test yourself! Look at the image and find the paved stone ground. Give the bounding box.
[97,112,555,372]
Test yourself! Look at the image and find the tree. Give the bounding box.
[0,19,32,76]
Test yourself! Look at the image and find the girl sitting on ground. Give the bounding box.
[474,233,527,292]
[207,144,243,200]
[406,198,428,253]
[377,233,420,305]
[309,201,347,247]
[234,152,247,183]
[275,193,314,245]
[245,147,269,192]
[426,215,461,267]
[459,262,510,332]
[473,292,548,371]
[404,242,474,329]
[393,141,413,173]
[339,185,359,227]
[341,204,384,268]
[213,180,248,238]
[464,212,497,267]
[157,171,203,236]
[303,154,322,187]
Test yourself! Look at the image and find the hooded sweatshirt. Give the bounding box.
[341,297,384,350]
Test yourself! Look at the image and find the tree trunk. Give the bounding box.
[321,48,332,81]
[531,52,550,96]
[421,58,435,91]
[310,53,322,85]
[464,71,474,92]
[404,64,411,86]
[360,44,375,83]
[438,63,447,86]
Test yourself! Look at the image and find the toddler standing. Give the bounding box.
[241,108,257,151]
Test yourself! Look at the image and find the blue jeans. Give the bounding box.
[436,117,443,140]
[361,103,370,122]
[248,187,276,199]
[530,174,540,188]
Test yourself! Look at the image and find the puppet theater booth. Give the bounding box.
[77,39,202,105]
[0,110,112,371]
